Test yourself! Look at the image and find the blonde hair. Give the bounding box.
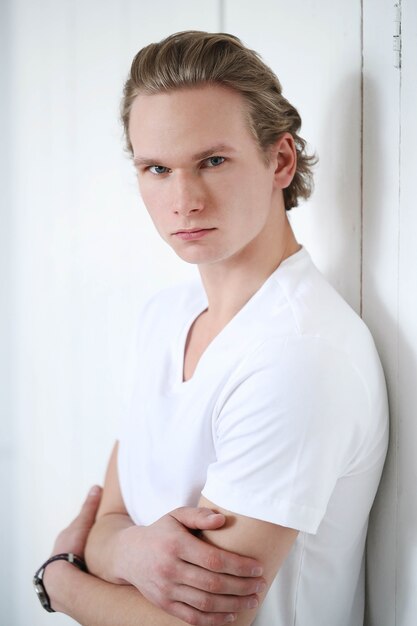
[121,31,317,210]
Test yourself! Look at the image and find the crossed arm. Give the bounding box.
[44,442,298,626]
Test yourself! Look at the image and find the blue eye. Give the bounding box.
[149,165,170,175]
[205,156,225,168]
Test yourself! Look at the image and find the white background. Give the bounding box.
[1,1,415,624]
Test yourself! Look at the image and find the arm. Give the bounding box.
[197,495,299,626]
[47,442,265,625]
[86,443,262,589]
[47,487,295,626]
[47,564,219,626]
[85,441,295,625]
[43,488,196,626]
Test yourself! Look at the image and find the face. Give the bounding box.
[129,84,288,268]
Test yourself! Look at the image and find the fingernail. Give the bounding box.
[252,567,263,576]
[225,615,236,623]
[208,512,224,517]
[248,597,259,609]
[257,581,267,593]
[89,486,101,497]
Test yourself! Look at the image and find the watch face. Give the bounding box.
[33,575,54,612]
[33,553,85,613]
[33,577,45,598]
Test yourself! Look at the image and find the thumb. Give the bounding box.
[53,486,104,558]
[76,485,103,528]
[170,506,226,531]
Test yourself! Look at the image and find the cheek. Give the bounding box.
[139,183,166,220]
[210,176,245,213]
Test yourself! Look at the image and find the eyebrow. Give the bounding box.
[133,144,236,167]
[193,144,236,161]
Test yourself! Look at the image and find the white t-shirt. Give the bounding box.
[118,248,388,626]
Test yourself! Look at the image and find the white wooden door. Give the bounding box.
[362,0,400,619]
[365,1,417,624]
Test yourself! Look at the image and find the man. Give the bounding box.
[34,32,388,626]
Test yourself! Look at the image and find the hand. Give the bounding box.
[43,486,102,613]
[117,506,266,625]
[51,485,103,557]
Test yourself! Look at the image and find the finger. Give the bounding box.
[167,601,236,626]
[179,562,266,597]
[173,584,259,614]
[72,485,103,530]
[170,507,226,531]
[179,535,263,577]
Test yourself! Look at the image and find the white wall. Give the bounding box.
[225,0,363,310]
[9,3,220,625]
[0,0,15,617]
[2,1,414,624]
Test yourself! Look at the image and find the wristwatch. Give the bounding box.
[33,552,87,612]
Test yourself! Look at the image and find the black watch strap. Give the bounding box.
[33,553,87,613]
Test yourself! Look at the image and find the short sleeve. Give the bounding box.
[202,337,369,534]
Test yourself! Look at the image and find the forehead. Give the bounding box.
[128,84,255,158]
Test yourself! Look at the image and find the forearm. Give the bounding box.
[85,512,135,583]
[44,481,262,626]
[45,561,187,626]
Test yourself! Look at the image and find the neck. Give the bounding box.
[198,212,300,326]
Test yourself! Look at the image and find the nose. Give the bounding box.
[171,172,205,216]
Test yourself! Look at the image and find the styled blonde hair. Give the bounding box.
[121,31,317,210]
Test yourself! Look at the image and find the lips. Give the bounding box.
[172,228,215,241]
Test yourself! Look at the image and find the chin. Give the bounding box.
[169,243,214,264]
[175,253,214,266]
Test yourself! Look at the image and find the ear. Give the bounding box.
[269,133,297,190]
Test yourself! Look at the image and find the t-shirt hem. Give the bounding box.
[202,483,323,534]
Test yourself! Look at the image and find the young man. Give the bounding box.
[34,32,388,626]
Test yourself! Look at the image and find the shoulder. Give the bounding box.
[264,249,381,376]
[217,334,372,417]
[216,247,388,442]
[212,332,387,483]
[270,249,365,336]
